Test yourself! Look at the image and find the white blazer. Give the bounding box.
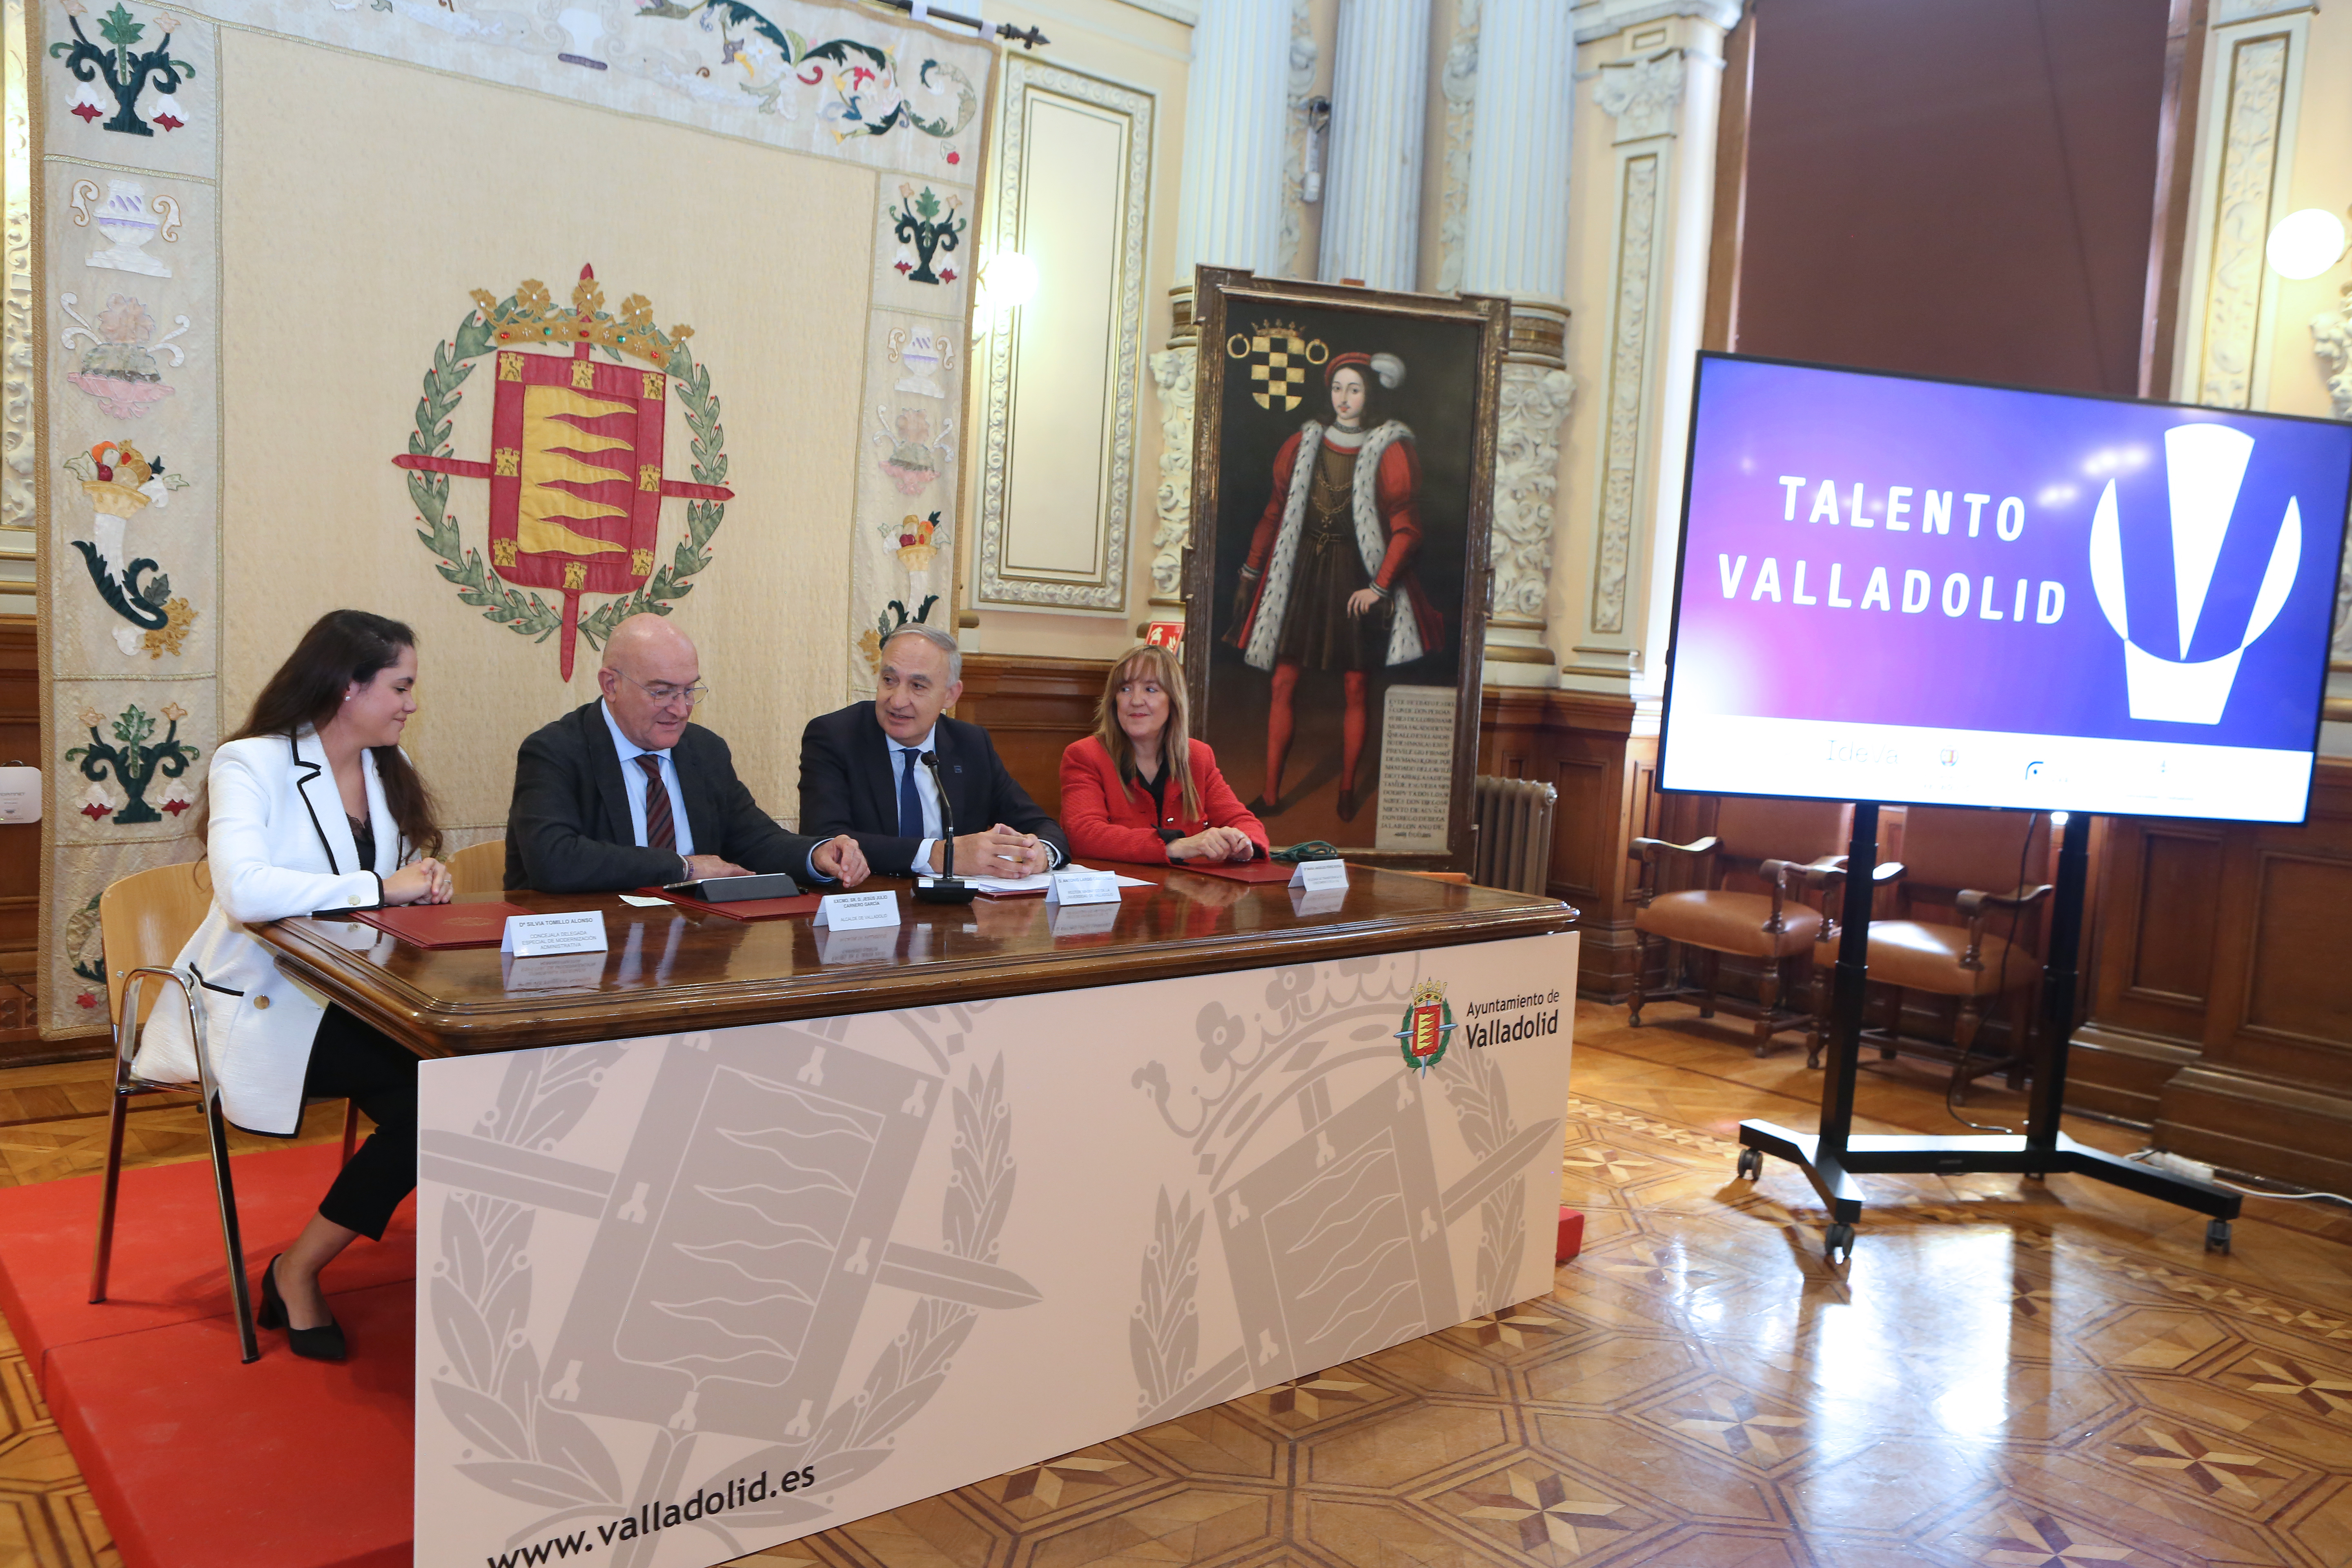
[132,728,408,1135]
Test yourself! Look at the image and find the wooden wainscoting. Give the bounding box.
[953,654,1111,818]
[2072,759,2352,1191]
[1477,688,1655,1001]
[958,657,1653,999]
[0,615,38,1048]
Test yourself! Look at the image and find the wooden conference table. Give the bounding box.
[256,863,1577,1057]
[257,866,1579,1568]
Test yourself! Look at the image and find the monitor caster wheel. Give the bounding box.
[1824,1222,1855,1265]
[1736,1148,1763,1181]
[2205,1219,2232,1256]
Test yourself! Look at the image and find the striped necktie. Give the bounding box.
[636,753,677,852]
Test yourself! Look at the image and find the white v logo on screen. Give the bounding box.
[2087,423,2303,725]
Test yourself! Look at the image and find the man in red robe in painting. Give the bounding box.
[1227,351,1445,822]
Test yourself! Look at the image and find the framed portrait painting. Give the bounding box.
[1183,268,1505,869]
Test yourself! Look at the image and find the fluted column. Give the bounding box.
[1460,0,1577,686]
[1153,0,1296,605]
[1317,0,1432,290]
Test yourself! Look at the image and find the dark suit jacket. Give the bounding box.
[797,703,1068,878]
[507,701,823,893]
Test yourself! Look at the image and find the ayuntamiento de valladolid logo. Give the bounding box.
[2089,423,2305,726]
[1397,982,1563,1074]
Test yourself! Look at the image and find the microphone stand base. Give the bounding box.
[915,879,978,905]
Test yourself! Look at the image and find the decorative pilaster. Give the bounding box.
[1275,0,1321,280]
[1157,0,1296,608]
[3,0,33,542]
[2319,289,2352,662]
[1434,0,1480,294]
[1147,346,1197,601]
[1316,0,1432,290]
[2173,0,2314,409]
[1460,0,1577,686]
[1557,0,1735,702]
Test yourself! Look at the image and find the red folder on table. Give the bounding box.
[352,902,533,948]
[633,886,824,922]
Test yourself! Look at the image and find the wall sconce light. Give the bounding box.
[1302,96,1331,205]
[2265,207,2348,281]
[973,249,1040,339]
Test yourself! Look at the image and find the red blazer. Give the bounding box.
[1059,737,1270,864]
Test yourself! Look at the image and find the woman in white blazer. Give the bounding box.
[136,610,451,1360]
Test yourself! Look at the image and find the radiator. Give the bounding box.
[1472,775,1557,896]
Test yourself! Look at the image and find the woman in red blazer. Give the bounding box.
[1060,644,1270,864]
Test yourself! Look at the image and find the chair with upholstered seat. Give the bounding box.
[1806,806,2052,1091]
[88,861,358,1364]
[447,838,507,895]
[1628,798,1853,1054]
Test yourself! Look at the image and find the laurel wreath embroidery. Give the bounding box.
[403,297,727,653]
[438,1048,1018,1564]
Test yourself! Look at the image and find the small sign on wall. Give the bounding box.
[0,767,40,824]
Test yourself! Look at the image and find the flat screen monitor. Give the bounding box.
[1657,354,2352,823]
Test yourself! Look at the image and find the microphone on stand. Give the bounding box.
[914,749,976,904]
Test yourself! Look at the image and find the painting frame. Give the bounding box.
[1183,267,1506,871]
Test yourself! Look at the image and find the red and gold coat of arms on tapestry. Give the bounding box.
[393,265,733,679]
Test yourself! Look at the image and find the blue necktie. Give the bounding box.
[897,748,924,839]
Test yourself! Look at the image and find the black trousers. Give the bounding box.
[301,1005,418,1241]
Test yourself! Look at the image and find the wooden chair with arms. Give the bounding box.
[447,838,506,896]
[1628,798,1853,1054]
[88,861,358,1364]
[1804,806,2053,1090]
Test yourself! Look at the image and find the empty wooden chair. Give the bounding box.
[446,837,507,895]
[1628,798,1852,1054]
[1809,806,2052,1091]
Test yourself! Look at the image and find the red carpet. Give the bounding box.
[0,1147,415,1568]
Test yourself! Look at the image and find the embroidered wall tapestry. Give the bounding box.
[36,0,993,1037]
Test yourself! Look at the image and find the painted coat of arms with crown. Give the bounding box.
[393,266,735,679]
[1396,978,1457,1074]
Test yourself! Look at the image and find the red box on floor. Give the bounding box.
[1557,1205,1585,1263]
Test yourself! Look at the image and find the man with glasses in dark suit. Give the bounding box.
[505,613,870,893]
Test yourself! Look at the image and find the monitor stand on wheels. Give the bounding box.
[1735,802,2242,1266]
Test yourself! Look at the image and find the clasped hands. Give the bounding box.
[384,859,453,905]
[1170,825,1256,864]
[686,835,871,889]
[937,823,1051,879]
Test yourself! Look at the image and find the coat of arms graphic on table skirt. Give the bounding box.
[394,266,734,679]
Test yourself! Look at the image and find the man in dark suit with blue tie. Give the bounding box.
[797,624,1069,880]
[507,615,870,893]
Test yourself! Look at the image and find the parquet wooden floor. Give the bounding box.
[3,1002,2350,1568]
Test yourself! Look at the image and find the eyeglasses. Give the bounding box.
[618,673,710,708]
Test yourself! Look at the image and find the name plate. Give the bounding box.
[500,910,610,958]
[1289,858,1349,892]
[1045,869,1120,906]
[813,890,902,930]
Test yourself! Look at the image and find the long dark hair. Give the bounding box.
[214,610,443,859]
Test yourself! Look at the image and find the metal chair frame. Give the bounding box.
[89,964,358,1365]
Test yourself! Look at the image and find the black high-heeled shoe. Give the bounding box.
[257,1254,347,1362]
